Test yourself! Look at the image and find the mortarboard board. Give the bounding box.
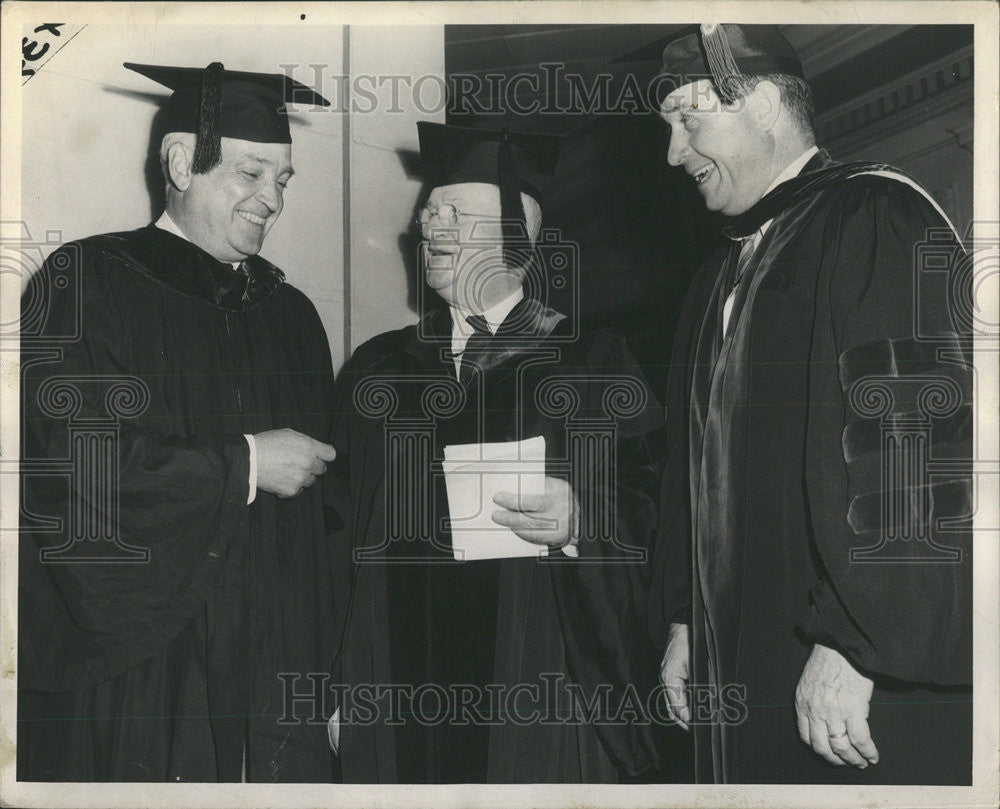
[610,24,700,64]
[616,24,804,106]
[417,122,563,265]
[124,62,331,173]
[417,121,562,204]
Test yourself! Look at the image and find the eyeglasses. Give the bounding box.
[416,204,499,229]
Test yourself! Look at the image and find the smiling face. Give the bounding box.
[659,80,776,216]
[418,182,538,311]
[179,137,293,262]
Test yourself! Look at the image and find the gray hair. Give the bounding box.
[727,73,816,141]
[523,195,543,244]
[158,132,196,183]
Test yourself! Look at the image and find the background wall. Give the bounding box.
[816,43,974,231]
[347,27,445,357]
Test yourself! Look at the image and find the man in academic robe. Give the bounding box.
[18,62,342,782]
[331,122,668,783]
[646,25,974,784]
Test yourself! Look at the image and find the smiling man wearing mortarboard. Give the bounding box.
[645,24,973,784]
[18,62,343,782]
[329,122,668,783]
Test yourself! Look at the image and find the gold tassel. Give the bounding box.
[700,23,742,104]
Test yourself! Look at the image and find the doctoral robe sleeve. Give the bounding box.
[648,255,723,648]
[20,245,252,692]
[548,329,668,776]
[325,336,390,543]
[798,179,973,686]
[324,348,366,682]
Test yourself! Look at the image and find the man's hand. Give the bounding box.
[491,476,579,549]
[795,643,878,768]
[660,622,691,730]
[255,428,336,499]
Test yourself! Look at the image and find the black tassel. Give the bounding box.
[192,61,224,174]
[497,129,527,269]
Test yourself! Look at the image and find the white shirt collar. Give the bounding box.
[450,287,524,337]
[763,145,819,198]
[724,145,820,336]
[154,210,240,269]
[747,145,819,243]
[448,287,524,377]
[154,210,186,239]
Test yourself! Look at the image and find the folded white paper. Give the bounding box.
[442,435,547,561]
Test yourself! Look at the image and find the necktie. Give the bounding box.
[722,233,758,336]
[236,260,251,303]
[459,314,492,384]
[733,233,757,290]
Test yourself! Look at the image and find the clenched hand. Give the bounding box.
[255,428,336,498]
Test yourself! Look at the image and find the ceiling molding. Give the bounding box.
[818,46,973,155]
[450,25,921,81]
[783,25,916,79]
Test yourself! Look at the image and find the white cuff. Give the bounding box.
[244,434,257,505]
[328,707,341,753]
[561,499,580,557]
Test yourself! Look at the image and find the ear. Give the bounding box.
[521,194,542,243]
[750,80,783,133]
[167,141,194,192]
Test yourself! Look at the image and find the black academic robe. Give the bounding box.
[650,151,973,784]
[331,297,667,783]
[18,225,341,782]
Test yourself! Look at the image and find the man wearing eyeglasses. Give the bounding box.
[328,123,668,783]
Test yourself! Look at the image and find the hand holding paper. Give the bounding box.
[492,476,579,553]
[442,436,549,560]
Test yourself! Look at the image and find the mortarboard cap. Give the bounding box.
[620,24,804,106]
[417,122,563,265]
[125,61,331,173]
[417,121,562,204]
[610,24,700,64]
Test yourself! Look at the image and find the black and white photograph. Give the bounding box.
[1,2,997,808]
